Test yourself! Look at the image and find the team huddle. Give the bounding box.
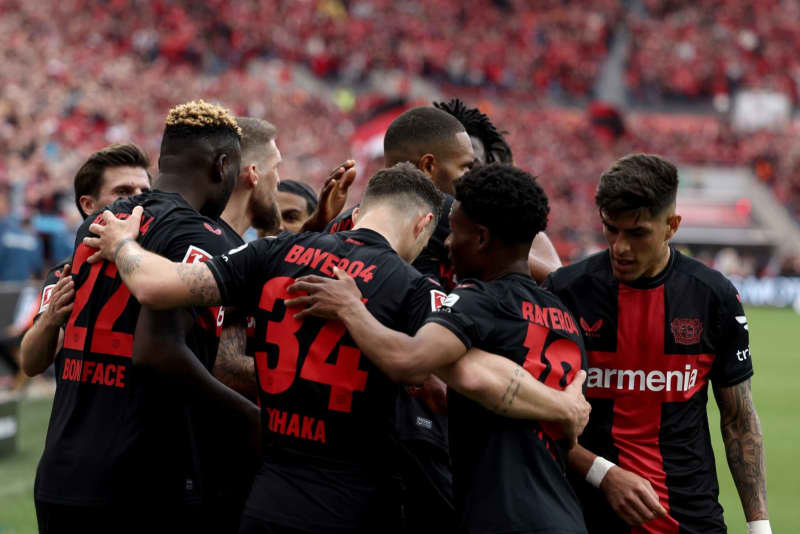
[20,100,770,534]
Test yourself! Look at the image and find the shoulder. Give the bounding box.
[325,205,357,234]
[672,250,739,302]
[546,250,612,291]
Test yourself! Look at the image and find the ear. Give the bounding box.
[476,224,491,251]
[352,206,360,225]
[665,214,682,241]
[213,153,228,184]
[246,164,259,188]
[418,154,436,178]
[413,212,435,239]
[79,195,96,216]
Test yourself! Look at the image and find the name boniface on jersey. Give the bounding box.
[586,364,698,392]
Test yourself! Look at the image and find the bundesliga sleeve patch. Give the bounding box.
[182,245,212,264]
[430,290,448,311]
[38,284,56,314]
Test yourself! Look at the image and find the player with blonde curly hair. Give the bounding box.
[34,100,258,533]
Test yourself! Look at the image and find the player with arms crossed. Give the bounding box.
[34,101,259,534]
[545,154,770,534]
[20,143,152,378]
[86,163,590,533]
[289,164,589,533]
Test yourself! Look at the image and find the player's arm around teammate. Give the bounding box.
[19,265,73,376]
[286,266,590,443]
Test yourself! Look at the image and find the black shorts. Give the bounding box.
[35,500,208,534]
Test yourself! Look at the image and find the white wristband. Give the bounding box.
[585,456,616,488]
[746,520,772,534]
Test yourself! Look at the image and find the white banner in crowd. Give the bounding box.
[729,276,800,312]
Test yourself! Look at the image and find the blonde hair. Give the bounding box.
[165,100,241,137]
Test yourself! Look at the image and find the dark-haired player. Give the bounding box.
[288,163,589,533]
[433,97,562,283]
[20,143,152,379]
[276,180,318,233]
[34,101,259,533]
[325,106,473,529]
[545,154,770,533]
[84,162,589,533]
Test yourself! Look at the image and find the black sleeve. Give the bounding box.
[711,281,754,387]
[401,275,448,335]
[205,238,281,307]
[323,207,355,234]
[422,283,493,350]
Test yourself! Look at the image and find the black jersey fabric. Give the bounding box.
[206,228,442,532]
[544,249,754,534]
[32,258,71,323]
[35,191,232,509]
[425,273,588,534]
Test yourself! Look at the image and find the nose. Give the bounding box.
[612,234,630,257]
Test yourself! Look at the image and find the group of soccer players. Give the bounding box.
[20,97,771,534]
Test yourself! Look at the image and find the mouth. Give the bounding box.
[611,257,636,273]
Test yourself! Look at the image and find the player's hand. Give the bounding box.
[41,264,74,328]
[285,267,363,320]
[408,375,448,415]
[300,160,357,232]
[558,370,590,447]
[601,466,668,525]
[84,206,143,264]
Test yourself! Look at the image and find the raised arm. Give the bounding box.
[20,265,73,376]
[300,160,357,233]
[528,232,561,283]
[82,207,221,310]
[713,379,769,523]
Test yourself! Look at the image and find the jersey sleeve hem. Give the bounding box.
[205,259,232,305]
[423,315,472,350]
[713,369,754,388]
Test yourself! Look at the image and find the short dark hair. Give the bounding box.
[74,143,151,218]
[278,179,317,215]
[236,117,277,164]
[595,154,678,217]
[383,107,466,165]
[361,162,444,223]
[434,98,512,164]
[455,164,549,244]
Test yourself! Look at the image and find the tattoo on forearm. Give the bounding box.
[715,380,768,520]
[214,326,255,397]
[113,238,135,263]
[493,366,523,415]
[176,264,221,306]
[117,247,143,277]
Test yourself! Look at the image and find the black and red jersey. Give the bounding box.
[426,273,588,534]
[545,249,754,534]
[35,191,232,508]
[206,228,444,531]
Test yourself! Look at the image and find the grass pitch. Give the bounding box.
[0,306,797,533]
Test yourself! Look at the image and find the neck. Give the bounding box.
[352,210,407,260]
[477,244,531,282]
[154,173,206,213]
[643,245,672,279]
[220,187,252,236]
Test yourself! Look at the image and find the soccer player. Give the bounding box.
[545,154,770,533]
[20,143,152,378]
[33,101,259,533]
[433,97,562,282]
[288,164,589,533]
[275,179,319,234]
[84,162,590,533]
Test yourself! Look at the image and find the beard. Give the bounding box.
[250,194,281,235]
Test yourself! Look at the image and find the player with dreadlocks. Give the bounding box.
[434,98,562,282]
[33,101,259,533]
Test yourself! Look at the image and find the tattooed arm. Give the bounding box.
[213,322,257,400]
[82,207,222,309]
[437,349,590,437]
[713,379,769,521]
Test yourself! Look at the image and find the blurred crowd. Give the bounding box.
[2,0,800,282]
[627,0,800,103]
